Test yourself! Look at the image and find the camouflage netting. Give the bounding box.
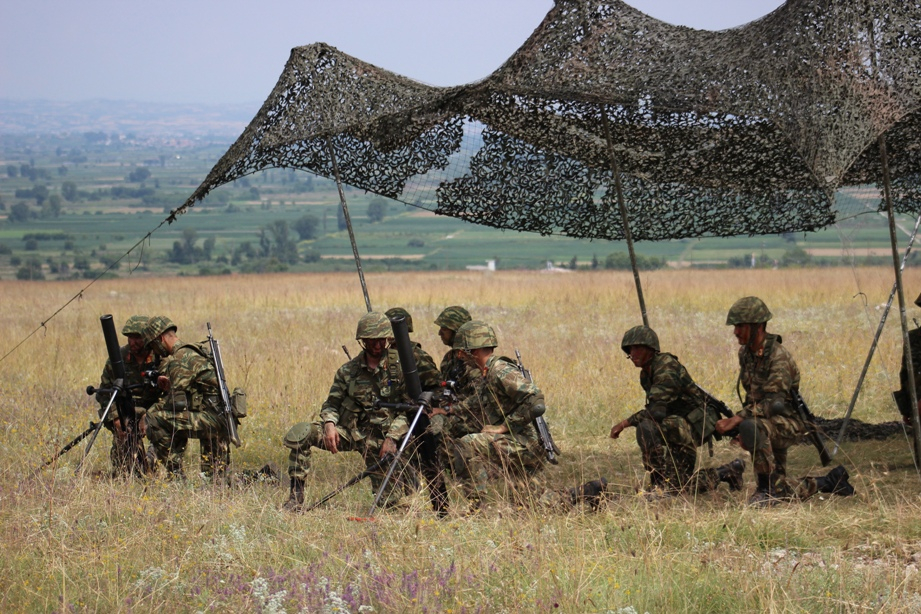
[177,0,921,241]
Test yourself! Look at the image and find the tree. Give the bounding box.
[336,206,347,231]
[32,185,49,205]
[62,181,79,202]
[8,202,31,223]
[293,214,320,240]
[126,167,151,183]
[569,255,578,269]
[367,197,388,223]
[264,220,299,264]
[7,165,18,178]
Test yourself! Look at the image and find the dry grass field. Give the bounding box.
[2,268,921,612]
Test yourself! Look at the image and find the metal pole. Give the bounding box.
[879,134,921,466]
[833,209,921,454]
[601,111,649,326]
[325,136,372,312]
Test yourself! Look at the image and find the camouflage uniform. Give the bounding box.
[434,306,473,390]
[95,315,162,476]
[450,322,545,505]
[618,326,741,495]
[283,312,441,510]
[144,316,230,479]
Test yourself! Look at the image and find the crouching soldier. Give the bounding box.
[283,312,433,512]
[610,325,745,496]
[715,297,854,505]
[144,316,232,480]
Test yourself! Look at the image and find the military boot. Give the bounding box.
[717,459,746,492]
[816,465,855,497]
[748,473,777,507]
[283,477,305,512]
[569,478,608,509]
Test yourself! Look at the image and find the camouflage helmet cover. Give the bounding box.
[385,307,413,332]
[122,314,150,336]
[726,296,773,325]
[621,325,660,354]
[453,320,498,351]
[434,306,472,332]
[356,312,394,340]
[143,315,177,346]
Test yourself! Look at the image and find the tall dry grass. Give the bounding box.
[2,268,921,612]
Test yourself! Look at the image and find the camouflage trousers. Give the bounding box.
[103,421,149,477]
[147,408,229,478]
[737,414,804,477]
[283,422,417,508]
[635,417,728,494]
[450,432,544,502]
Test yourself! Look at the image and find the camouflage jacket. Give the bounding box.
[439,349,479,400]
[320,347,440,442]
[738,333,800,419]
[151,340,220,416]
[97,345,163,421]
[627,352,705,426]
[453,354,542,442]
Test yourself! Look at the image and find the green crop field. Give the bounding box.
[0,132,915,281]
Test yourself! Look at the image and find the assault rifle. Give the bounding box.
[792,389,832,467]
[207,323,241,448]
[694,384,737,439]
[515,349,561,464]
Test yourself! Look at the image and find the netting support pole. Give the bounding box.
[879,134,921,466]
[326,136,372,313]
[833,210,921,455]
[602,112,649,327]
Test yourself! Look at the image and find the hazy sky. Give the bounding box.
[1,1,785,105]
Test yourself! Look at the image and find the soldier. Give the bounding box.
[282,312,440,512]
[609,325,745,496]
[715,297,854,505]
[450,320,605,512]
[384,306,449,516]
[144,316,231,480]
[894,292,921,426]
[434,306,472,384]
[95,314,162,476]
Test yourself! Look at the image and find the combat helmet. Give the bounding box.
[453,320,498,351]
[434,306,472,332]
[726,296,772,325]
[620,325,660,355]
[915,292,921,308]
[385,307,413,332]
[143,315,177,346]
[122,314,150,337]
[356,312,394,340]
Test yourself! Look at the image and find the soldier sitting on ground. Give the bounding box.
[449,320,605,513]
[609,325,745,497]
[282,312,440,513]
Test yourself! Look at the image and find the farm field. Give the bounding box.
[1,133,917,281]
[2,268,921,612]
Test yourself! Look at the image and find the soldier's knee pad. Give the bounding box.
[283,422,319,451]
[738,418,762,452]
